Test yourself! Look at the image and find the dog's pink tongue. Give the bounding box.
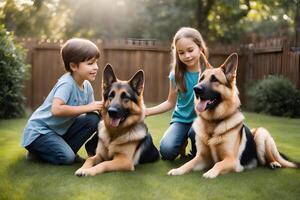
[196,100,209,112]
[110,118,121,127]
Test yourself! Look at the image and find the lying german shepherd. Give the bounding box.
[75,64,159,176]
[168,52,299,178]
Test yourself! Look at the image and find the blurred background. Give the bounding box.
[1,0,297,42]
[1,0,299,116]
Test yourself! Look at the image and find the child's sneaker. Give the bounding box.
[26,151,39,161]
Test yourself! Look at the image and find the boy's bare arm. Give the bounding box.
[51,98,103,117]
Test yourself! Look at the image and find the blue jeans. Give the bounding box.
[159,122,196,161]
[26,112,100,165]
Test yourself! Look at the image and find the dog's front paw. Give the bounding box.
[167,168,185,176]
[75,168,95,177]
[203,169,219,179]
[270,161,281,169]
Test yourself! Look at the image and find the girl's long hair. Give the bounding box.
[171,27,208,93]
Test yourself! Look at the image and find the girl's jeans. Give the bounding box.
[159,122,196,160]
[26,112,100,165]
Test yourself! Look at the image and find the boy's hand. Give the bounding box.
[88,101,103,112]
[52,98,104,117]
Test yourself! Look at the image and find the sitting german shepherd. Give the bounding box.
[75,64,159,176]
[168,52,299,178]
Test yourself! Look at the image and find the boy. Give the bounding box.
[21,38,102,165]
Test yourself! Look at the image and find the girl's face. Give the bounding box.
[176,37,201,69]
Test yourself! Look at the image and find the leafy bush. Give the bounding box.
[0,25,30,119]
[247,75,300,117]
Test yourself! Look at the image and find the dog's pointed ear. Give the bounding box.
[102,64,117,92]
[129,70,144,96]
[220,53,238,82]
[199,51,212,71]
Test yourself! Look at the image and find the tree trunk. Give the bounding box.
[296,0,300,47]
[196,0,215,36]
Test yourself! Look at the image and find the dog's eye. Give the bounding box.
[121,92,130,103]
[210,75,219,83]
[199,75,205,82]
[108,91,115,100]
[123,98,129,104]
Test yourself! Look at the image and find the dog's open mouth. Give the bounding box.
[196,99,218,112]
[109,117,125,127]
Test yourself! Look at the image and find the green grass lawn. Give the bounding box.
[0,112,300,200]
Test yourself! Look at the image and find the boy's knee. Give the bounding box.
[86,113,100,128]
[159,142,177,161]
[56,151,76,165]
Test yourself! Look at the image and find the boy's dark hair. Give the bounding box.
[61,38,100,72]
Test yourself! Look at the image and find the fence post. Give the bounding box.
[238,43,253,106]
[247,44,254,83]
[281,38,290,77]
[20,38,37,111]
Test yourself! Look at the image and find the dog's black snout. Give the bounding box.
[193,85,205,95]
[108,107,119,118]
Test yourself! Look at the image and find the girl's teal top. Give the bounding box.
[169,71,199,124]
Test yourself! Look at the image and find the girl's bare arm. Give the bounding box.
[145,80,177,116]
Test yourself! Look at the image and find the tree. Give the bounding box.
[202,0,251,42]
[294,0,300,46]
[0,0,298,43]
[0,0,69,38]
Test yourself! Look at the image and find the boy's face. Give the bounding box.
[72,57,99,82]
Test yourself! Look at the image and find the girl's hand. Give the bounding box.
[145,107,150,117]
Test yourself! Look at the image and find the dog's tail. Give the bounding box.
[251,127,299,169]
[279,152,300,169]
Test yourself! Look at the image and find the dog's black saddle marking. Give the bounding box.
[240,124,258,166]
[137,128,160,164]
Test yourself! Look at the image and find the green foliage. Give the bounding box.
[0,25,30,119]
[0,0,66,38]
[0,0,297,43]
[248,75,300,117]
[140,0,196,41]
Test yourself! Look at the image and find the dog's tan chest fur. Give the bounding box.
[193,113,244,162]
[96,121,147,160]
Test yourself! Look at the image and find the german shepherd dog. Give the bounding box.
[75,64,159,176]
[168,52,299,178]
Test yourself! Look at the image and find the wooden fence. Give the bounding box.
[20,37,300,111]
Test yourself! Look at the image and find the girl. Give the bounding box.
[145,27,208,161]
[21,38,103,165]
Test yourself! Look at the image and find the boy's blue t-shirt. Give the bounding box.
[21,73,94,147]
[169,71,199,124]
